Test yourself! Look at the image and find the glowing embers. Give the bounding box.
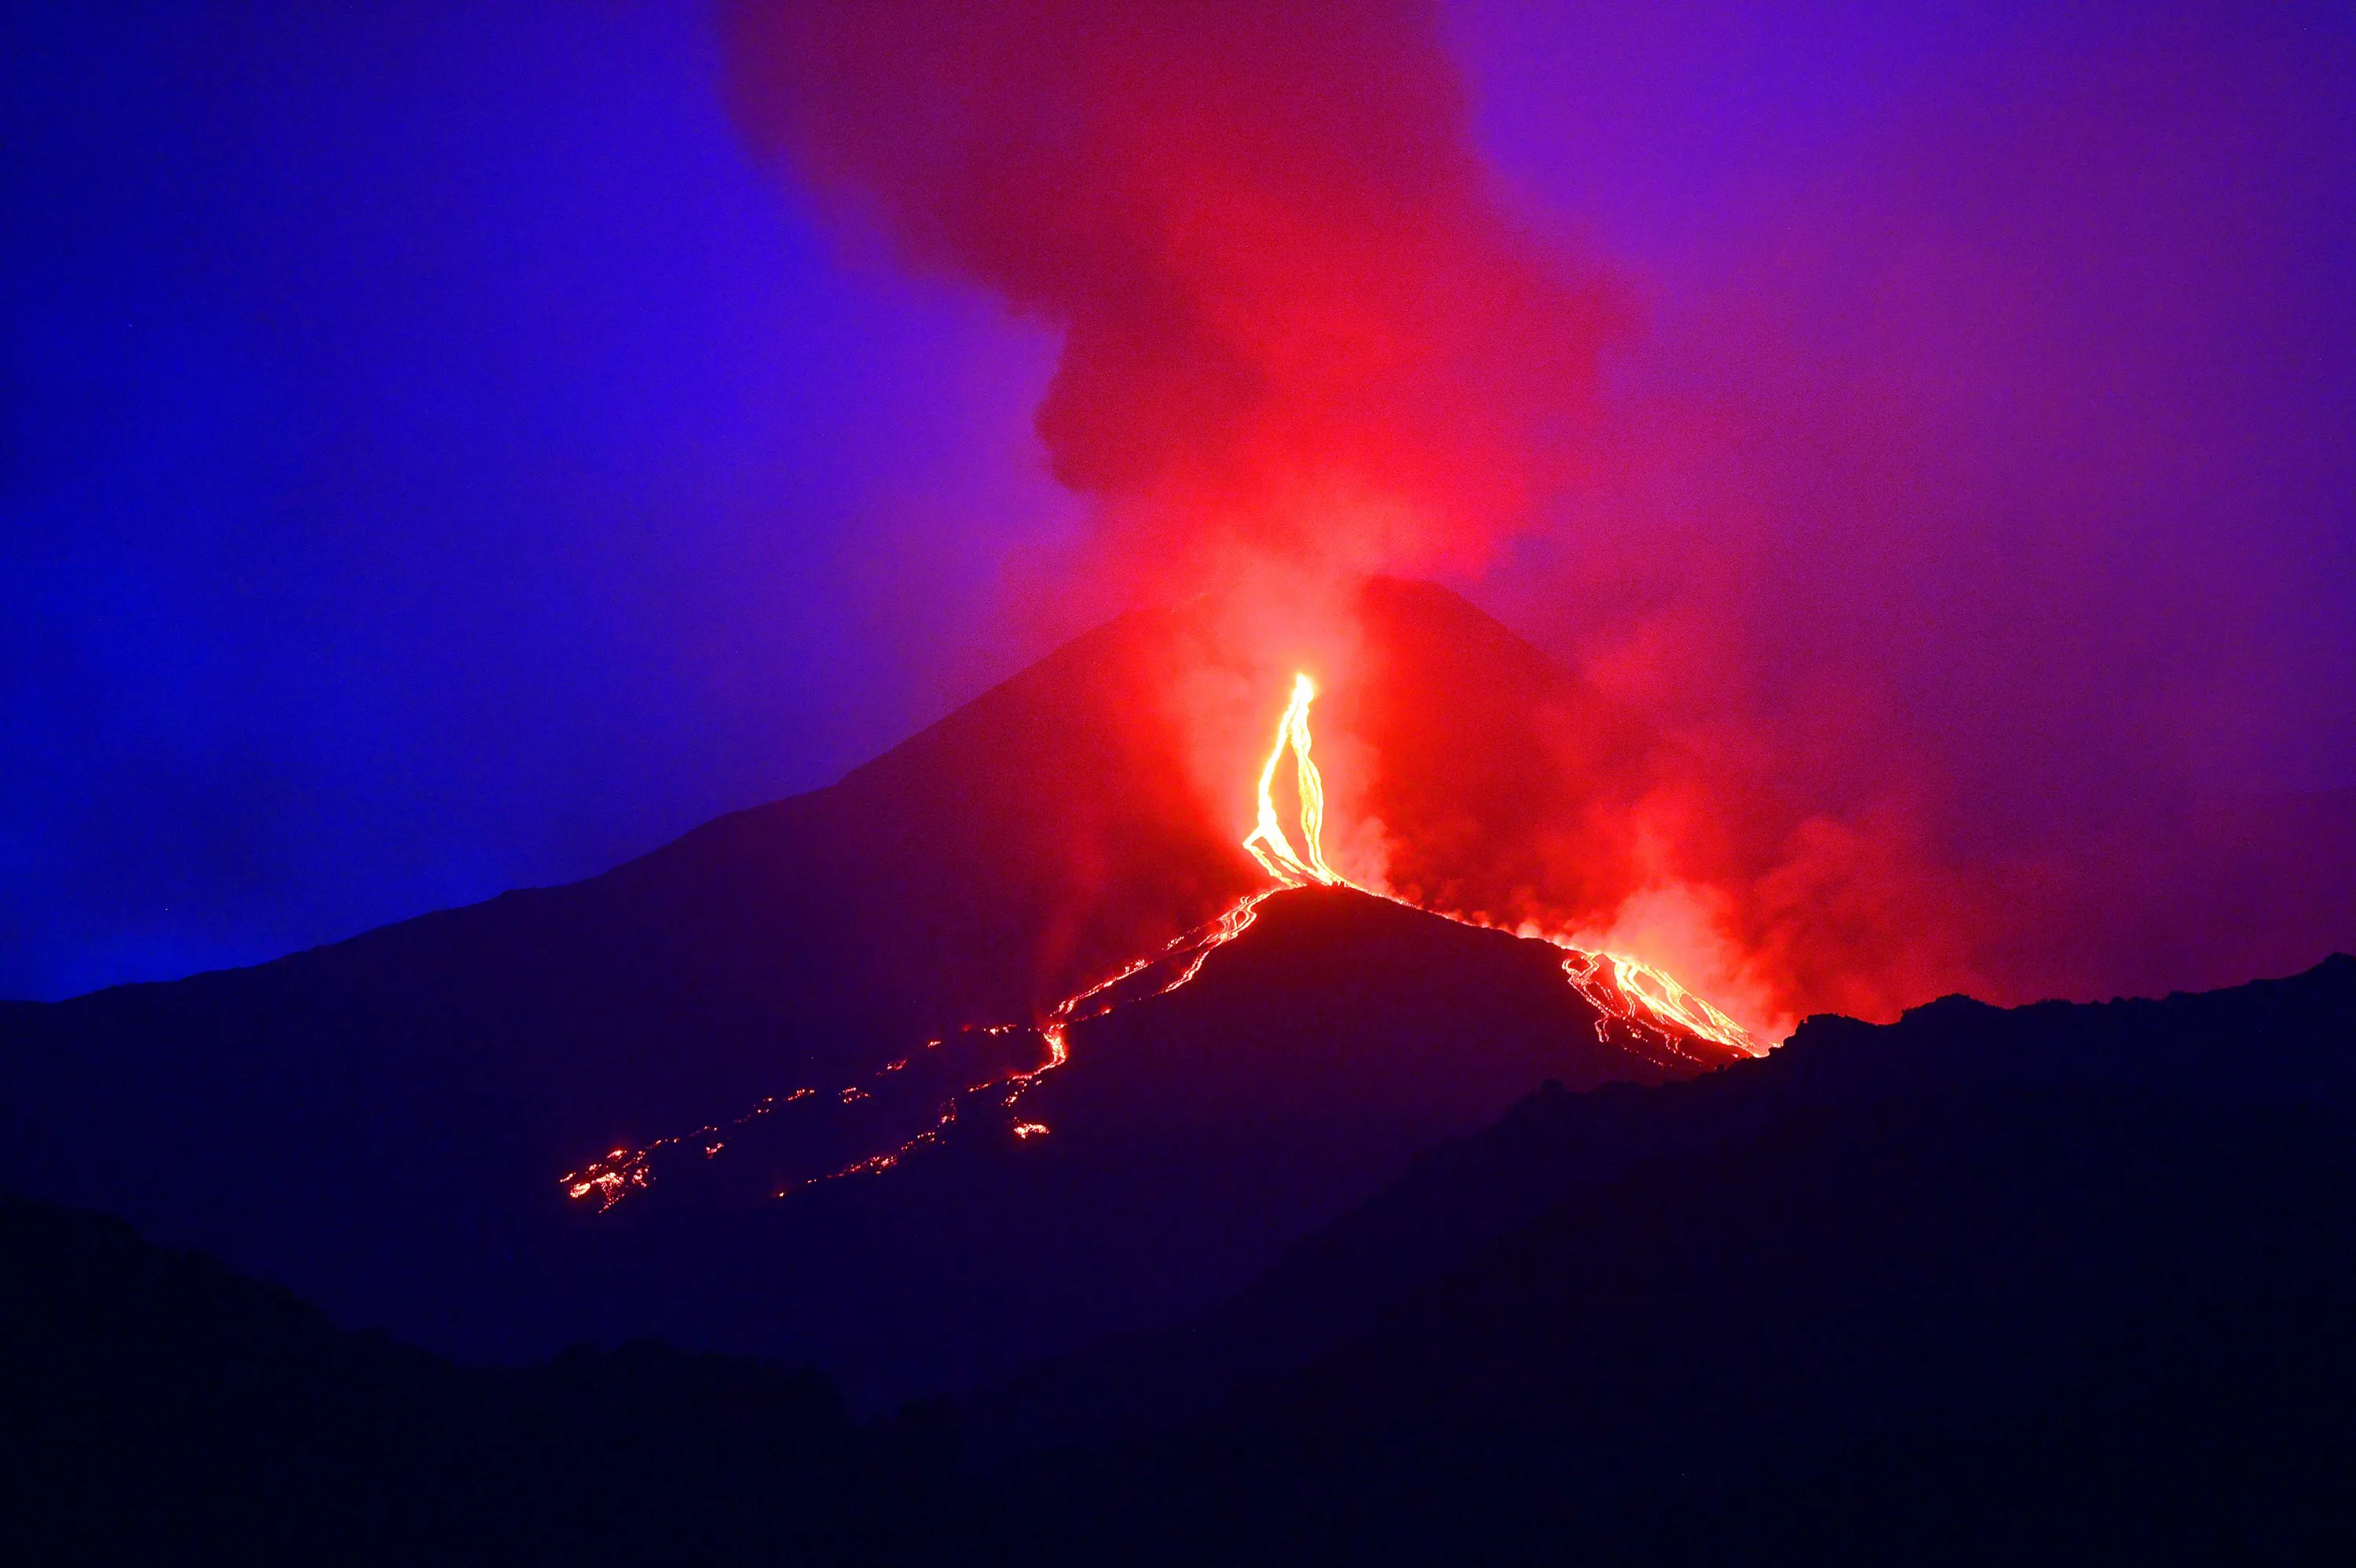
[564,1146,652,1212]
[1243,674,1340,886]
[792,892,1278,1190]
[560,1090,801,1212]
[559,886,1280,1211]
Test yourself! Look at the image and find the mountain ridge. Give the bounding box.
[971,948,2356,1451]
[10,952,2355,1562]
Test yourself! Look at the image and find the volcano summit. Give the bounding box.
[0,579,1751,1405]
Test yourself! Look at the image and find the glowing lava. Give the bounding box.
[1560,948,1757,1059]
[1244,673,1340,886]
[563,670,1759,1212]
[1235,673,1760,1060]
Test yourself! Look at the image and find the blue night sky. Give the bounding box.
[6,0,2351,999]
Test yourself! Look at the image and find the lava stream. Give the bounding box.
[1243,673,1340,886]
[1241,674,1761,1061]
[562,671,1759,1212]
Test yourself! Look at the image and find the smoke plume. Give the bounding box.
[719,1,2356,1032]
[719,0,1621,584]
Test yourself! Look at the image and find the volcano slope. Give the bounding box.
[976,951,2356,1456]
[566,887,1737,1405]
[8,957,2354,1565]
[0,878,1735,1409]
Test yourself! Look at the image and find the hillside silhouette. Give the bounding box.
[979,950,2356,1448]
[0,883,1735,1409]
[1002,1087,2356,1566]
[1,1193,884,1566]
[9,956,2354,1563]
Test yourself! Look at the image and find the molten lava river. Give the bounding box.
[562,676,1761,1212]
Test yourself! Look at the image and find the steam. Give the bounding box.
[710,0,1922,1034]
[717,2,2356,1029]
[717,0,1622,584]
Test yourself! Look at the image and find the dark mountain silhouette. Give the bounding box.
[978,950,2356,1449]
[0,576,1738,1406]
[1002,1086,2356,1566]
[0,1193,887,1566]
[10,956,2355,1564]
[0,587,1268,1304]
[550,889,1731,1406]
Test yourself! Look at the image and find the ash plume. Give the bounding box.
[716,2,2356,1032]
[718,0,1622,583]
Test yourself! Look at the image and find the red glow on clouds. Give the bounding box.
[712,0,1917,1031]
[715,2,2356,1027]
[720,0,1620,586]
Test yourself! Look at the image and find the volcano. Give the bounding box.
[0,579,1748,1405]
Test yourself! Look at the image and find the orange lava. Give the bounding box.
[564,671,1758,1212]
[1560,948,1758,1058]
[1237,672,1762,1060]
[1243,673,1340,886]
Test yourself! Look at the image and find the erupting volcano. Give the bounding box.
[0,582,1767,1404]
[13,0,2353,1551]
[561,652,1759,1215]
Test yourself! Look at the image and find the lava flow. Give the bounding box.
[1244,674,1339,886]
[1240,674,1761,1061]
[562,671,1759,1212]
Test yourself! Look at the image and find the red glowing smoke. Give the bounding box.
[717,2,2356,1032]
[719,0,1621,583]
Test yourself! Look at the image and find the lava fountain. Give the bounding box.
[562,672,1758,1210]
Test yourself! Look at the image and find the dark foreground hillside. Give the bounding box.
[9,956,2355,1565]
[0,1194,939,1566]
[977,950,2356,1449]
[1006,1089,2356,1565]
[1,884,1732,1414]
